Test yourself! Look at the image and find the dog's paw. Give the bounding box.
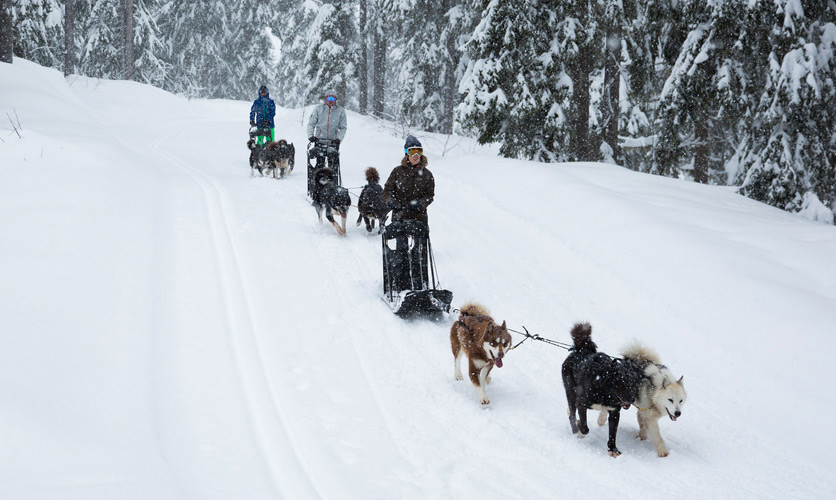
[636,431,647,441]
[480,398,490,405]
[597,411,608,427]
[608,449,622,458]
[485,376,492,384]
[454,373,463,381]
[657,450,669,458]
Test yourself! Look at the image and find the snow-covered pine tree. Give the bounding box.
[158,1,240,97]
[651,0,711,180]
[458,0,570,161]
[11,0,63,68]
[619,0,686,173]
[392,0,477,134]
[75,0,125,79]
[231,0,279,101]
[652,0,762,184]
[734,0,836,220]
[300,0,357,107]
[130,0,167,88]
[272,1,316,107]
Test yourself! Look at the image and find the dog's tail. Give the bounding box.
[569,322,597,354]
[459,302,490,319]
[621,341,660,365]
[365,166,380,184]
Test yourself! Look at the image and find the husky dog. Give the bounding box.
[450,303,512,405]
[356,167,388,233]
[248,139,294,178]
[617,343,687,457]
[312,167,351,236]
[265,140,294,178]
[247,138,268,176]
[562,323,645,457]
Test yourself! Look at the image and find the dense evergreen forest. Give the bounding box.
[2,0,835,222]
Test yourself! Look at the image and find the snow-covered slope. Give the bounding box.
[2,59,835,500]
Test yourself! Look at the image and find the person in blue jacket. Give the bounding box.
[249,85,276,145]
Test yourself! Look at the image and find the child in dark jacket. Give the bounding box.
[356,167,388,233]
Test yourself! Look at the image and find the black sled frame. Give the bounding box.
[307,139,341,198]
[381,220,452,319]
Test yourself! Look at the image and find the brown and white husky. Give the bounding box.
[450,303,512,405]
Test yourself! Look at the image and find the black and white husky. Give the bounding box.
[615,343,687,457]
[562,322,688,457]
[247,139,294,179]
[312,167,351,236]
[562,323,644,457]
[356,166,388,233]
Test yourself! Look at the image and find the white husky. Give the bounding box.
[600,343,687,457]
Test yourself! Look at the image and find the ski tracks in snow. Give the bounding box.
[148,130,324,500]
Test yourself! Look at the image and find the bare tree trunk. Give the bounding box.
[602,16,621,162]
[358,0,369,114]
[372,19,386,119]
[122,0,133,80]
[440,0,457,135]
[0,0,13,64]
[440,65,455,134]
[570,0,593,161]
[693,122,709,183]
[64,0,75,75]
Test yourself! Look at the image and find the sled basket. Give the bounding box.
[249,125,272,139]
[381,220,452,318]
[384,289,454,318]
[306,139,342,198]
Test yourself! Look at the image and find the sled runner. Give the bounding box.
[381,220,452,319]
[307,138,341,198]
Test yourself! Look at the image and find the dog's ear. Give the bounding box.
[661,378,669,389]
[677,376,684,386]
[500,320,507,329]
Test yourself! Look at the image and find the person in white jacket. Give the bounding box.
[307,89,348,173]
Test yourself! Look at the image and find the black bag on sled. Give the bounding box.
[381,220,452,319]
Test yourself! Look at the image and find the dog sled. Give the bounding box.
[381,220,452,319]
[247,126,295,179]
[306,138,341,198]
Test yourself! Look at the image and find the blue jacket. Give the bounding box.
[249,92,276,128]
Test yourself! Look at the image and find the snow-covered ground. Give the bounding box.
[2,59,835,500]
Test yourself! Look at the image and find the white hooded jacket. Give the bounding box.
[307,101,347,142]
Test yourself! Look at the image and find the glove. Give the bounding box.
[389,199,403,211]
[309,136,316,143]
[334,139,341,147]
[408,199,425,211]
[260,121,269,129]
[250,120,256,126]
